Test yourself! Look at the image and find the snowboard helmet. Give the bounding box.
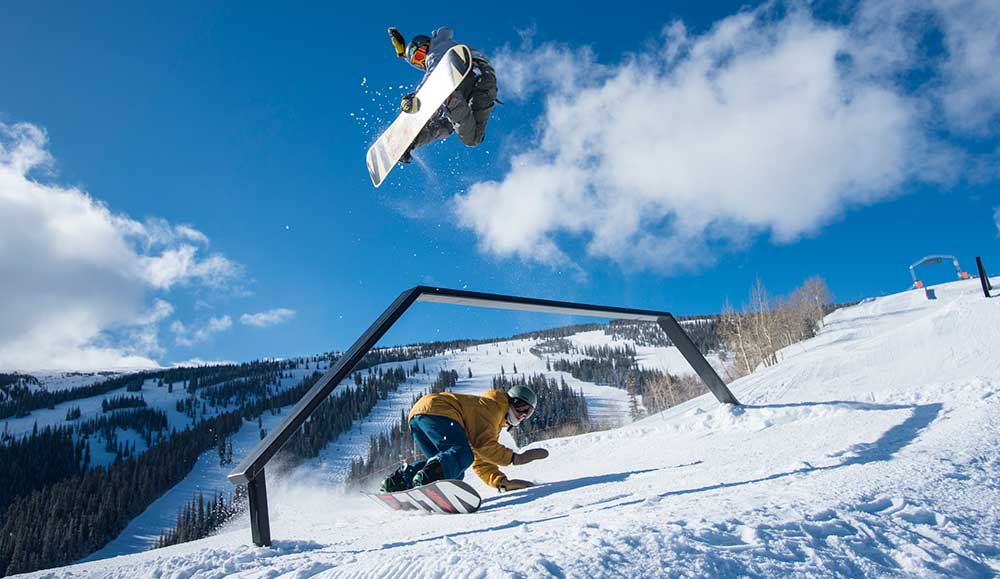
[506,384,537,427]
[406,35,431,70]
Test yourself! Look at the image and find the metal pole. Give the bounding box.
[977,256,993,298]
[657,315,740,405]
[248,469,271,547]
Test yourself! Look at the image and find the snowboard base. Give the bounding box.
[365,44,473,187]
[365,479,481,514]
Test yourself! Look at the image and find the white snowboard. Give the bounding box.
[365,479,482,514]
[366,44,473,187]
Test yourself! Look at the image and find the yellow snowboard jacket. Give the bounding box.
[408,389,513,488]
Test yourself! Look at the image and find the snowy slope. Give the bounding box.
[3,372,127,394]
[2,366,320,456]
[3,331,653,563]
[15,278,1000,578]
[74,364,329,557]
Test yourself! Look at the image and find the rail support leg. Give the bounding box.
[977,256,993,298]
[248,469,272,547]
[657,315,740,405]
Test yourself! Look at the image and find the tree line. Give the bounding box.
[0,406,175,522]
[543,343,706,418]
[278,366,409,463]
[0,409,245,576]
[718,276,833,378]
[0,360,301,420]
[0,424,85,517]
[155,489,246,549]
[101,394,146,412]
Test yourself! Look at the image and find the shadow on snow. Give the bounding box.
[483,400,943,514]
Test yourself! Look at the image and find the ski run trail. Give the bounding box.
[14,278,1000,578]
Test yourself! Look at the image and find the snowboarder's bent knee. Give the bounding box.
[380,384,549,493]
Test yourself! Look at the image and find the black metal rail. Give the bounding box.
[228,286,739,546]
[977,256,993,298]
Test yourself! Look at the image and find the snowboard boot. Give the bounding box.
[411,458,444,487]
[399,148,413,164]
[380,465,411,492]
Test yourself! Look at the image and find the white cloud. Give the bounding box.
[140,246,243,290]
[853,0,1000,134]
[171,316,233,347]
[455,1,994,272]
[994,206,1000,236]
[118,299,175,359]
[931,0,1000,134]
[135,218,211,250]
[240,308,297,328]
[0,122,243,370]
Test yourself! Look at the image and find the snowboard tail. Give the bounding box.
[365,479,481,514]
[366,44,473,187]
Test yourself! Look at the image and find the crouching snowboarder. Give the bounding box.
[380,384,549,493]
[388,26,498,163]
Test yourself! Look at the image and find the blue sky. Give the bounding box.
[1,1,998,369]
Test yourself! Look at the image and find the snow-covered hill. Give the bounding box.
[2,319,705,567]
[14,278,1000,578]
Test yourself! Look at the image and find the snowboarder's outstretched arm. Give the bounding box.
[471,448,549,490]
[471,456,506,489]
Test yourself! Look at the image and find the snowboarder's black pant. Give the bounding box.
[411,60,497,152]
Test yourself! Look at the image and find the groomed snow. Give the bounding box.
[15,278,1000,578]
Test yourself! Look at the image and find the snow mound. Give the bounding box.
[18,278,1000,578]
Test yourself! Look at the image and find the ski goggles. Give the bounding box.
[409,45,428,69]
[510,397,535,421]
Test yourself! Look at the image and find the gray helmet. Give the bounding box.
[405,35,431,69]
[507,384,537,408]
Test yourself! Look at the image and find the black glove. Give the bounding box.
[400,92,420,114]
[498,478,533,492]
[511,448,549,466]
[388,27,406,58]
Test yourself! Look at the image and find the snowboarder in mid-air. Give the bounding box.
[380,384,549,493]
[388,26,498,163]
